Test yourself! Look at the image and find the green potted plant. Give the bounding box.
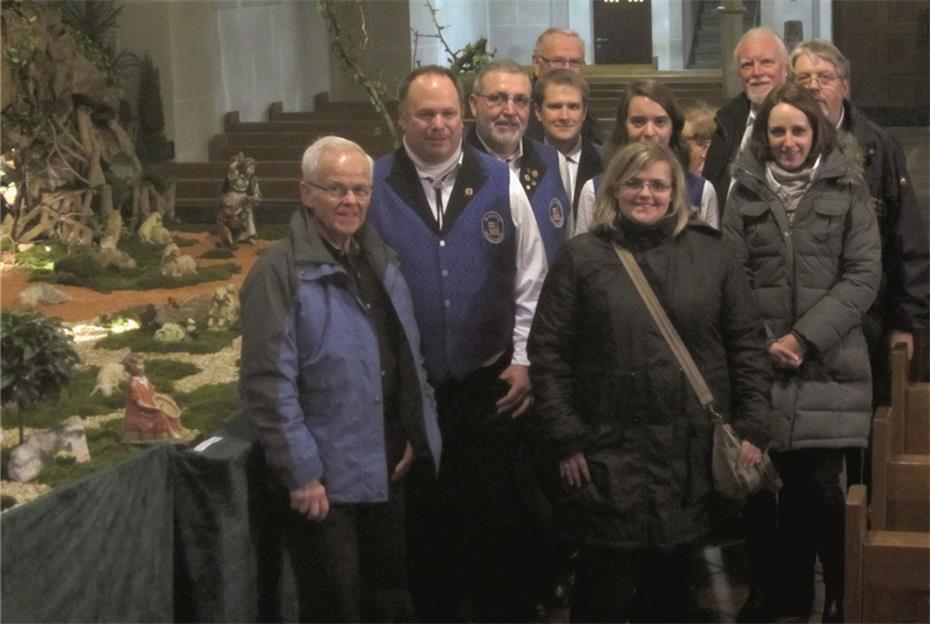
[1,311,80,444]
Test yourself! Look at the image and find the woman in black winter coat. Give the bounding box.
[528,141,773,622]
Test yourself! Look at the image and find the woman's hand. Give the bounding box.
[769,333,806,368]
[560,452,591,488]
[739,440,763,467]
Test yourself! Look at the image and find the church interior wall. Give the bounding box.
[117,0,842,163]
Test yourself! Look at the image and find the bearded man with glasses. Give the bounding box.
[790,39,929,475]
[466,59,573,261]
[526,27,603,146]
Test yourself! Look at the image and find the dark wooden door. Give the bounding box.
[593,0,653,64]
[833,0,929,125]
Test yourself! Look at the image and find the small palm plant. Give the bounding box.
[1,311,80,444]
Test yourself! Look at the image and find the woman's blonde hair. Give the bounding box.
[592,141,689,237]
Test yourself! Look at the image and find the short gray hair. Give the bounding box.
[733,26,787,64]
[533,27,585,57]
[300,136,372,182]
[789,39,851,81]
[472,59,529,95]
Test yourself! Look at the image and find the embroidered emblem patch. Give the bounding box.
[548,198,565,229]
[481,211,505,244]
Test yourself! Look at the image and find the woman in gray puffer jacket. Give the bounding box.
[722,83,880,623]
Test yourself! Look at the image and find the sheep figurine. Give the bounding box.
[137,213,173,246]
[154,322,188,343]
[160,243,197,278]
[207,284,240,330]
[90,362,129,397]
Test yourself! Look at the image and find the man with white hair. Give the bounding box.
[240,135,441,621]
[703,27,788,213]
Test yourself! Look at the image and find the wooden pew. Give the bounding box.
[870,407,930,531]
[890,343,930,455]
[845,484,930,623]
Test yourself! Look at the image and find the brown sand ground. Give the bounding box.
[0,230,269,324]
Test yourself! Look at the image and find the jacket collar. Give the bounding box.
[288,207,394,278]
[715,93,752,138]
[575,139,604,209]
[386,142,488,234]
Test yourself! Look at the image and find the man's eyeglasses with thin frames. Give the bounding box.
[473,92,531,110]
[304,181,372,199]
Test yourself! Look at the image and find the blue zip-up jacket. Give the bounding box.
[239,208,441,502]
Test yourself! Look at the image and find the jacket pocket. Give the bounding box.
[809,199,849,251]
[737,201,781,257]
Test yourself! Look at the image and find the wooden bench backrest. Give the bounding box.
[890,344,930,455]
[845,484,930,623]
[871,409,930,531]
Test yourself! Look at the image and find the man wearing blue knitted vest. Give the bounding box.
[368,65,547,622]
[465,59,572,262]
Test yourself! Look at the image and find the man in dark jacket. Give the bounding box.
[533,68,604,217]
[239,136,441,621]
[703,27,788,215]
[526,27,603,146]
[790,39,929,410]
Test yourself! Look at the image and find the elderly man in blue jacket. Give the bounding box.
[239,135,441,622]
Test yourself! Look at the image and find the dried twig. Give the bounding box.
[318,0,399,145]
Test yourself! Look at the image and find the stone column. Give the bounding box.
[718,0,746,99]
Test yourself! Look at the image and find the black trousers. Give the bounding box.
[743,448,845,614]
[570,544,695,623]
[279,481,413,623]
[406,361,532,622]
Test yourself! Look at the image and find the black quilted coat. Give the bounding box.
[527,219,773,549]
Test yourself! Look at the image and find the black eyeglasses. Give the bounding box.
[304,181,372,199]
[473,92,531,110]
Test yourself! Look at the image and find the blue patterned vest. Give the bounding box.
[370,147,517,383]
[518,140,570,262]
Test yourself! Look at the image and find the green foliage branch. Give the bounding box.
[0,310,80,443]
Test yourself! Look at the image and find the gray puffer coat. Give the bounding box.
[722,137,881,451]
